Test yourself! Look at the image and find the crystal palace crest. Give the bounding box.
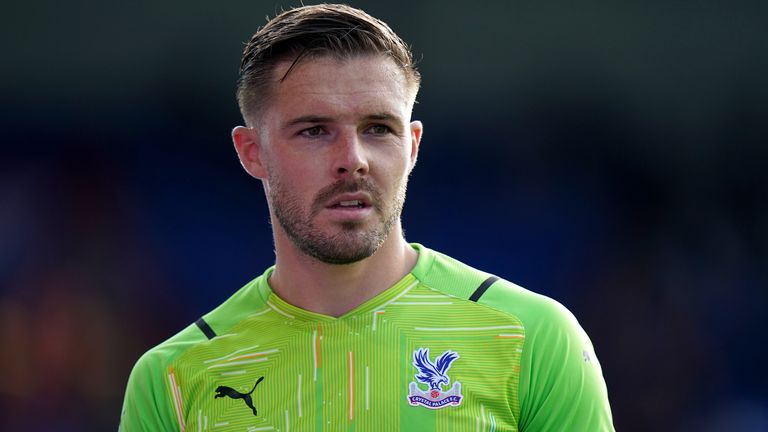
[407,348,463,409]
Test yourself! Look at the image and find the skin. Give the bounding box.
[232,55,423,317]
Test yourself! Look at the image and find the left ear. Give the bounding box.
[408,120,423,170]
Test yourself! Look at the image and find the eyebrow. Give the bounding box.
[282,112,403,129]
[365,112,401,122]
[283,115,334,129]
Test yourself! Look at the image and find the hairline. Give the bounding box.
[243,52,420,128]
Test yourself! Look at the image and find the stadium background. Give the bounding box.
[1,0,766,430]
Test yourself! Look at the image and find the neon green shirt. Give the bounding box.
[120,244,614,431]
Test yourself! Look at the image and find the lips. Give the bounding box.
[335,200,365,208]
[312,179,380,216]
[326,194,371,209]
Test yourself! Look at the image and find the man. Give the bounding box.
[120,4,614,431]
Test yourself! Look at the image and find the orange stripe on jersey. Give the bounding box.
[225,352,267,361]
[167,366,186,431]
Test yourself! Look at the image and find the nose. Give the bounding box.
[333,130,369,178]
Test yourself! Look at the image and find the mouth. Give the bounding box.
[325,192,373,210]
[313,179,380,217]
[329,199,368,209]
[320,193,376,222]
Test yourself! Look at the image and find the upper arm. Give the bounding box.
[119,351,178,432]
[518,299,615,431]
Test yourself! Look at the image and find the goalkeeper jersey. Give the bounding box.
[120,244,614,431]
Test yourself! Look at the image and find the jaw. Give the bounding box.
[270,211,407,264]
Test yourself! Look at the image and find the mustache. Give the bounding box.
[311,178,381,216]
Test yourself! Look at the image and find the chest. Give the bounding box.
[173,305,524,431]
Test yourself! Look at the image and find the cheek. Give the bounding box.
[275,167,321,204]
[387,154,413,181]
[266,154,313,187]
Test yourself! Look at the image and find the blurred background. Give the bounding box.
[1,0,766,430]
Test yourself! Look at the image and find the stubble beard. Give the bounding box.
[269,175,407,265]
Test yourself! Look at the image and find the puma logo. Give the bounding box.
[214,376,264,416]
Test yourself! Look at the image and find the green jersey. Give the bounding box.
[120,244,614,431]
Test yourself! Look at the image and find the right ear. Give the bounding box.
[232,126,267,179]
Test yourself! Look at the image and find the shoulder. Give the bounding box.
[120,322,204,430]
[411,244,574,331]
[410,243,496,297]
[198,270,272,338]
[410,246,614,430]
[411,245,614,430]
[120,271,272,430]
[140,270,271,365]
[127,270,270,386]
[410,244,599,383]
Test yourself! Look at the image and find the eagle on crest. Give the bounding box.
[412,348,459,390]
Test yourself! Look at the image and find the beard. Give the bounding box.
[268,174,406,265]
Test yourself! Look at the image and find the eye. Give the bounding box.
[299,126,326,137]
[366,124,392,135]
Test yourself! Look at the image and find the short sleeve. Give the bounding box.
[119,350,178,432]
[517,299,615,431]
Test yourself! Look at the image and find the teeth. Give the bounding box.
[339,200,362,207]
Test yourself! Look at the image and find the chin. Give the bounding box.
[303,229,388,265]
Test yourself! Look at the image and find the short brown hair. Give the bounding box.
[236,4,420,123]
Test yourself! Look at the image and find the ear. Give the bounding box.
[408,120,423,169]
[232,126,267,179]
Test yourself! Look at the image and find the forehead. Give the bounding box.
[263,55,414,124]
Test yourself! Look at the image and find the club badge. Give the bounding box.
[407,348,463,409]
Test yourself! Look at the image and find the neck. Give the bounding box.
[268,225,417,317]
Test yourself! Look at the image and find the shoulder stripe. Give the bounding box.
[195,317,216,340]
[469,276,499,302]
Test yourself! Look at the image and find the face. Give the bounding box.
[234,55,422,264]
